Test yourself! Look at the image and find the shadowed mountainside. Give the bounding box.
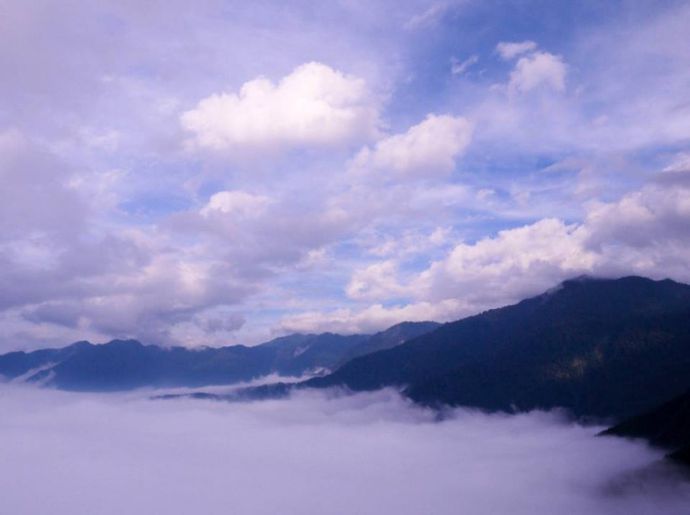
[307,276,690,419]
[602,390,690,467]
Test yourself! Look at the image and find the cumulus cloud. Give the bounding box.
[170,189,356,275]
[0,156,267,345]
[493,41,567,94]
[315,219,593,331]
[20,250,256,345]
[1,386,689,515]
[0,132,151,328]
[181,62,379,153]
[498,176,690,284]
[508,51,567,93]
[580,179,690,281]
[351,114,473,179]
[0,130,225,346]
[292,169,690,334]
[496,40,538,60]
[346,260,408,301]
[200,190,272,218]
[416,218,593,304]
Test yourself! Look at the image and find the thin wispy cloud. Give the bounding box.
[450,54,479,75]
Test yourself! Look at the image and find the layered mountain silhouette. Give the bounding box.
[307,276,690,420]
[259,321,439,376]
[3,276,690,425]
[5,275,690,470]
[0,322,438,391]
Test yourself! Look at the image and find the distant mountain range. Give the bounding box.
[0,321,439,391]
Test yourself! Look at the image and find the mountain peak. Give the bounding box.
[66,340,94,351]
[104,339,145,349]
[560,275,681,288]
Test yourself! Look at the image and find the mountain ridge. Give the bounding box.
[306,276,690,419]
[0,322,439,391]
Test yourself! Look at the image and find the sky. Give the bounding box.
[2,385,690,514]
[1,0,690,349]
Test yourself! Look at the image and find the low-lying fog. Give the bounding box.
[1,385,688,515]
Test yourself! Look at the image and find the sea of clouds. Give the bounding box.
[1,384,689,515]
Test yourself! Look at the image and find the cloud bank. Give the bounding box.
[1,386,689,515]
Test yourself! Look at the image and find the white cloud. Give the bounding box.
[2,387,688,515]
[366,226,453,258]
[662,152,690,173]
[181,62,379,153]
[337,218,594,326]
[352,114,473,179]
[345,260,408,301]
[416,218,595,306]
[582,178,690,281]
[460,173,690,287]
[200,190,272,218]
[280,299,463,335]
[404,3,450,30]
[496,40,538,60]
[508,51,567,93]
[20,247,257,345]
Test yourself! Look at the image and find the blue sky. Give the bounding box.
[1,0,690,349]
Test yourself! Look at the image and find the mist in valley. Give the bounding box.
[1,385,688,515]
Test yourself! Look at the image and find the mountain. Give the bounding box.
[307,277,690,419]
[256,322,439,376]
[0,339,276,391]
[256,333,371,376]
[0,321,438,391]
[334,321,440,367]
[0,340,91,380]
[601,390,690,467]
